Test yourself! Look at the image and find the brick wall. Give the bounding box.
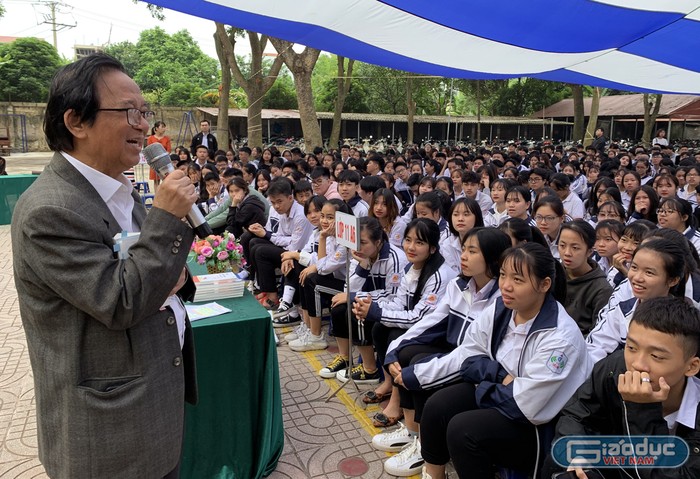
[0,103,203,152]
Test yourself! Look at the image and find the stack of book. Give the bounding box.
[192,272,245,302]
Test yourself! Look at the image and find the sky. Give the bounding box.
[0,0,251,60]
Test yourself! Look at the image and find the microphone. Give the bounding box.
[143,143,213,239]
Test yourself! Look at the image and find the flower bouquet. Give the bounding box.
[190,231,246,274]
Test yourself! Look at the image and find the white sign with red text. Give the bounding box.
[335,211,360,250]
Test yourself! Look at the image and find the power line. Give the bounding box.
[33,1,76,50]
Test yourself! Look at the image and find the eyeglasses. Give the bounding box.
[97,108,156,127]
[535,215,559,223]
[656,208,678,216]
[528,177,543,183]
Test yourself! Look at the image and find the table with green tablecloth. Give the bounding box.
[181,289,284,478]
[0,174,39,225]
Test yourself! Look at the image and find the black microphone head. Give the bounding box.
[143,143,171,172]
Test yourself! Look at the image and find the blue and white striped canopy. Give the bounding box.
[149,0,700,94]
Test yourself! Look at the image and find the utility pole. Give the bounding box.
[37,1,76,51]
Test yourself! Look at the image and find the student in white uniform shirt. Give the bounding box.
[550,173,585,219]
[413,191,460,275]
[593,219,624,275]
[369,188,408,249]
[370,228,511,477]
[505,186,537,227]
[441,198,483,276]
[483,178,514,227]
[620,170,641,211]
[587,237,687,364]
[544,296,700,479]
[595,229,700,329]
[462,171,494,216]
[288,199,353,352]
[678,165,700,210]
[418,242,592,479]
[657,197,700,255]
[533,195,566,259]
[336,169,369,217]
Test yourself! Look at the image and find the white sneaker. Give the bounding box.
[283,322,309,342]
[372,422,413,452]
[288,332,328,352]
[384,437,424,477]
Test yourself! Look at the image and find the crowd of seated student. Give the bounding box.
[167,137,700,478]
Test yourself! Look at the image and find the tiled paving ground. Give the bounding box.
[0,221,414,478]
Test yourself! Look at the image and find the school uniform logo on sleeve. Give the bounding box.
[424,293,438,307]
[388,273,401,287]
[334,251,342,260]
[546,350,568,374]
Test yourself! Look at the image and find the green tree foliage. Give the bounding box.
[488,78,570,116]
[312,61,457,116]
[0,37,62,102]
[262,68,297,109]
[105,27,219,107]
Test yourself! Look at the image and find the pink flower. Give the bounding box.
[200,246,214,257]
[226,241,235,251]
[212,240,220,247]
[197,254,206,264]
[217,251,229,261]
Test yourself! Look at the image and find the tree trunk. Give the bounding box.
[571,83,584,143]
[215,24,284,149]
[214,30,230,152]
[407,76,415,144]
[583,87,600,147]
[476,80,482,142]
[329,56,354,150]
[642,93,662,148]
[269,38,322,150]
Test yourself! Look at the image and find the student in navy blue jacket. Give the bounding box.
[318,217,407,381]
[370,228,511,477]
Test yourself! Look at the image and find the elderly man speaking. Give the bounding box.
[12,53,198,479]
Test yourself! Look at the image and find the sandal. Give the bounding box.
[362,390,392,404]
[372,412,404,428]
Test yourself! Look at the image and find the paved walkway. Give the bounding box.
[0,222,410,478]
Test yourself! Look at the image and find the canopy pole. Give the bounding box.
[634,119,638,140]
[517,124,521,140]
[489,124,493,141]
[392,122,395,141]
[550,118,554,140]
[267,119,271,141]
[610,117,614,141]
[357,121,360,141]
[668,118,672,140]
[427,124,431,141]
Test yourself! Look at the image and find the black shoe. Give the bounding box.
[336,364,381,385]
[271,313,301,328]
